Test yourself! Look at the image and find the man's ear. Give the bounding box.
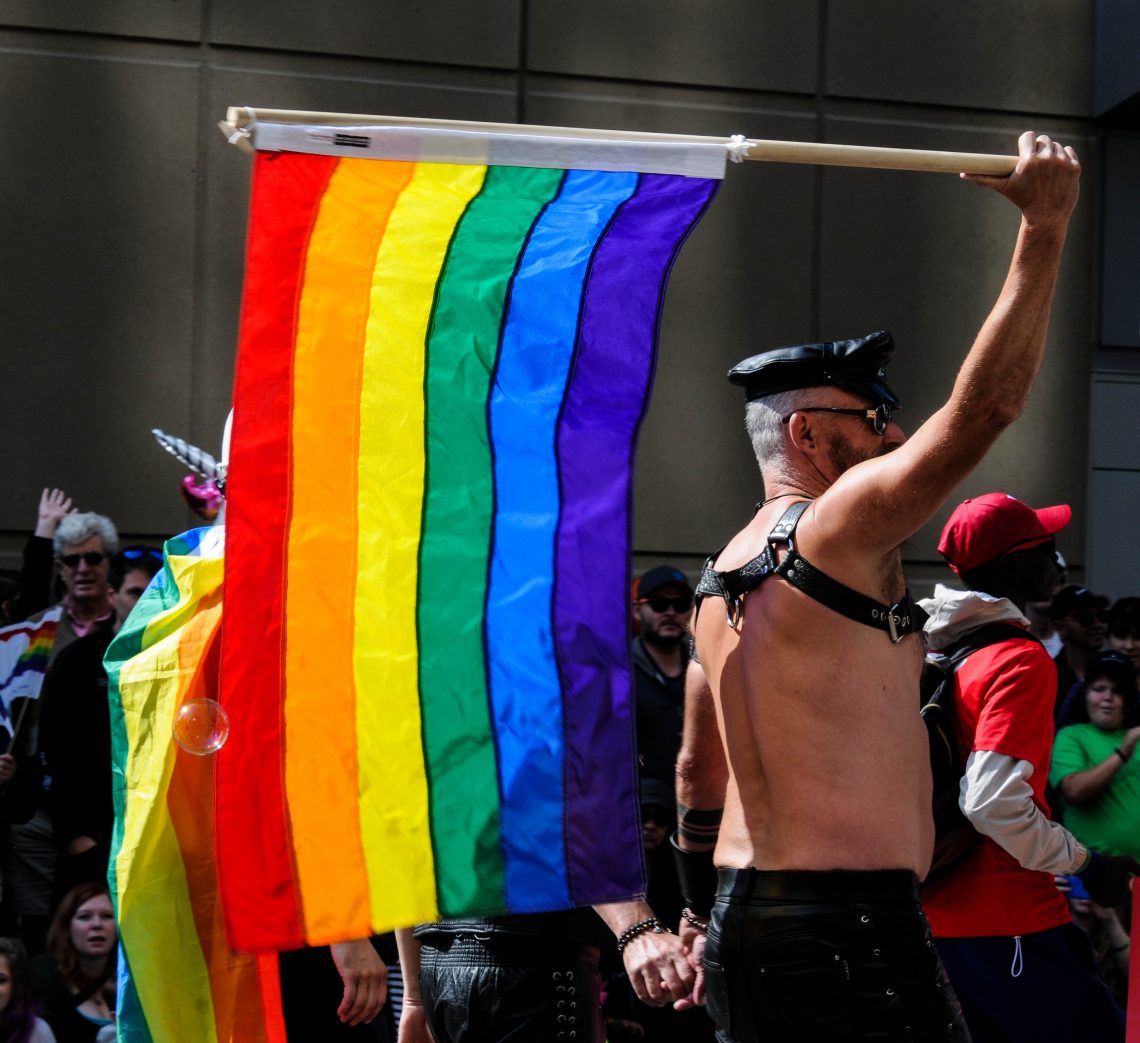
[784,411,820,454]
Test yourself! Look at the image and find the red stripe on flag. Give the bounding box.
[1128,878,1138,1043]
[218,151,338,951]
[256,953,288,1043]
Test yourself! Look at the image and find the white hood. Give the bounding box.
[919,583,1029,652]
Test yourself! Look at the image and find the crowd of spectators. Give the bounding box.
[1,479,1136,1041]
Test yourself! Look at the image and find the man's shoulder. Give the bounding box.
[24,602,63,626]
[630,637,658,677]
[957,629,1055,699]
[1053,721,1097,751]
[51,625,112,663]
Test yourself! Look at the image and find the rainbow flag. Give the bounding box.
[217,127,720,951]
[106,528,285,1043]
[0,606,62,728]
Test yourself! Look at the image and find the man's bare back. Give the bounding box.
[695,498,932,876]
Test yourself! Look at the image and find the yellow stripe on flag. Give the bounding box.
[354,162,487,927]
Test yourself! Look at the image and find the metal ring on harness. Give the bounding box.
[725,595,743,628]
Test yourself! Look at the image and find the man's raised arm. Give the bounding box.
[819,131,1081,551]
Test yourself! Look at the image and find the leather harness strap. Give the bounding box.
[694,500,928,642]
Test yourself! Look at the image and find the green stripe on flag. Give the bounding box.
[417,165,564,913]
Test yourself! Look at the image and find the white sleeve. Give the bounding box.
[960,749,1088,875]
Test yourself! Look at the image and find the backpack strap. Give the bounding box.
[695,500,928,641]
[943,622,1042,665]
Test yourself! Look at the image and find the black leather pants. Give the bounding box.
[704,868,971,1043]
[418,930,604,1042]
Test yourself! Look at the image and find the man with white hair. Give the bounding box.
[13,489,118,659]
[5,494,119,952]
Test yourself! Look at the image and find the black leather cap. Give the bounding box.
[728,330,900,407]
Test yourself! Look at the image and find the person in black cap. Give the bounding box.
[1050,584,1110,719]
[632,566,693,788]
[670,131,1082,1041]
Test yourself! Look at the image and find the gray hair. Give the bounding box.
[54,512,119,556]
[744,388,829,468]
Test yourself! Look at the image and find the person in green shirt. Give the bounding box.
[1050,651,1140,860]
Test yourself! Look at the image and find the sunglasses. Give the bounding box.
[121,546,163,561]
[1067,609,1110,627]
[642,805,673,827]
[638,594,692,614]
[58,552,107,568]
[781,403,898,435]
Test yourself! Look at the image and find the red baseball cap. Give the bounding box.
[938,493,1071,574]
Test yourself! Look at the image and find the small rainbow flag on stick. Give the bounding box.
[106,529,285,1043]
[216,117,721,951]
[0,606,62,729]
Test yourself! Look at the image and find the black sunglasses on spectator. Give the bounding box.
[58,552,107,568]
[637,594,692,614]
[1068,609,1110,627]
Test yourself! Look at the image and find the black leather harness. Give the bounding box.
[694,501,928,642]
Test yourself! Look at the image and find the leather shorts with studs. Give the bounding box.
[703,869,971,1043]
[416,925,604,1042]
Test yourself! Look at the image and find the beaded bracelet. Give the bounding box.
[616,917,671,953]
[681,907,710,932]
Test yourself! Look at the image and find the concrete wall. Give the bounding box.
[0,2,1103,595]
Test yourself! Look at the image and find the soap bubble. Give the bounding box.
[173,698,230,755]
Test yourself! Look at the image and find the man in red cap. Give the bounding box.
[919,492,1133,1042]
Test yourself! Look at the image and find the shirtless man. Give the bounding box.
[671,131,1081,1042]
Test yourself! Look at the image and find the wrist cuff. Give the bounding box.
[670,832,717,918]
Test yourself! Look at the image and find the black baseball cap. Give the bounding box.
[636,565,691,599]
[1049,585,1103,622]
[728,330,900,407]
[1085,651,1137,696]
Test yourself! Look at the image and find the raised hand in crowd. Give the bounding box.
[33,489,74,540]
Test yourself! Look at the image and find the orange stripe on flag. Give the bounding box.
[285,157,416,942]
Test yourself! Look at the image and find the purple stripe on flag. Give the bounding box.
[553,173,719,902]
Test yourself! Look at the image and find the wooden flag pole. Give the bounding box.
[5,697,32,751]
[738,138,1015,176]
[221,106,1016,176]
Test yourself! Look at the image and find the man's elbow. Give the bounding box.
[970,397,1024,438]
[675,747,728,805]
[1059,781,1094,807]
[675,748,703,791]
